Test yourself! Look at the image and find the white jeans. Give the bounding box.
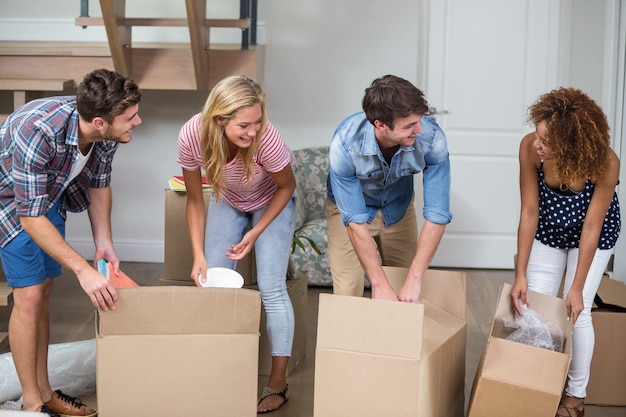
[526,239,612,398]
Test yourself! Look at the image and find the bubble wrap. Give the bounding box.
[0,339,96,403]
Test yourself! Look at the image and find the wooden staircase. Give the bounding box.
[0,0,263,119]
[0,281,11,345]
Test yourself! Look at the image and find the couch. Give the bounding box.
[291,146,332,286]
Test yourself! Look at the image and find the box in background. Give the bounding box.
[163,189,256,285]
[257,271,307,377]
[586,274,626,406]
[314,267,467,417]
[96,286,261,417]
[467,283,572,417]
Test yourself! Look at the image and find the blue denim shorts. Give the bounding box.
[0,201,65,287]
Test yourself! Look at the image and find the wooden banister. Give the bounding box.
[0,78,74,110]
[99,0,132,76]
[0,282,12,307]
[75,16,250,29]
[93,0,251,89]
[185,0,210,90]
[0,78,74,91]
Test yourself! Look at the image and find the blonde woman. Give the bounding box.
[177,75,296,413]
[511,87,621,417]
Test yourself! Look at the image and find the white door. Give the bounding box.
[414,0,564,269]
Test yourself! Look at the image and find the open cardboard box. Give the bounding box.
[467,283,572,417]
[158,271,307,378]
[96,286,261,417]
[586,274,626,405]
[313,267,467,417]
[163,189,256,286]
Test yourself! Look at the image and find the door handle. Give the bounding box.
[427,106,450,123]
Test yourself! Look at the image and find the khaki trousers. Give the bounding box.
[325,197,418,296]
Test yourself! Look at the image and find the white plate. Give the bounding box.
[199,267,244,288]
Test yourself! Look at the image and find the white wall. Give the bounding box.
[1,1,620,267]
[0,0,420,262]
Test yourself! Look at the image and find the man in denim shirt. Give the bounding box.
[326,75,452,302]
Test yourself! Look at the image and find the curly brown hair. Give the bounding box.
[528,87,610,189]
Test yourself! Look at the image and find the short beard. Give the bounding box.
[101,126,125,142]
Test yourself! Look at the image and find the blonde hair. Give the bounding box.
[200,75,267,201]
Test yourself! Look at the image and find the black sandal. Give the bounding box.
[257,384,288,414]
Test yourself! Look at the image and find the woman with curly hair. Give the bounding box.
[511,87,621,417]
[177,75,296,413]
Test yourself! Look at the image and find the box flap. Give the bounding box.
[317,293,424,359]
[383,267,466,320]
[494,283,572,356]
[97,286,261,336]
[596,275,626,309]
[481,337,570,394]
[421,303,466,358]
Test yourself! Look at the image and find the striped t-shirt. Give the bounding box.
[177,113,295,212]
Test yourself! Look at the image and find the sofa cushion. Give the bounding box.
[294,147,329,228]
[291,218,331,286]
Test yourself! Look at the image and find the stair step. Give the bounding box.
[0,283,12,307]
[75,16,249,29]
[0,78,73,92]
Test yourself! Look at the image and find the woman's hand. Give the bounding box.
[191,257,209,286]
[510,276,529,316]
[565,287,584,324]
[226,229,259,260]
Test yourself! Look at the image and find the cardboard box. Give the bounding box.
[257,271,308,377]
[467,283,572,417]
[314,267,467,417]
[586,275,626,405]
[163,189,256,285]
[159,272,307,378]
[96,286,261,417]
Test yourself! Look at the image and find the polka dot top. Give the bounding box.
[536,161,621,249]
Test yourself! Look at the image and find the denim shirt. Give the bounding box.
[327,112,452,227]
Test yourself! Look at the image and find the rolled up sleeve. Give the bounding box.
[328,141,370,227]
[422,155,452,224]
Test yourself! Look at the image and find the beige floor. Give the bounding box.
[0,263,624,416]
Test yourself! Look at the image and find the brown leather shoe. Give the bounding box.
[21,404,61,417]
[556,395,584,417]
[45,390,97,417]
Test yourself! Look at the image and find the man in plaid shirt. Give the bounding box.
[0,68,142,416]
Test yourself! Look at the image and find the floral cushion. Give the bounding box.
[291,147,332,286]
[290,218,330,286]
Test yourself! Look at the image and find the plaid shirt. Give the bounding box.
[0,96,119,247]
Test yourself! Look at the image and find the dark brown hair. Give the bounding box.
[362,75,429,129]
[76,68,142,124]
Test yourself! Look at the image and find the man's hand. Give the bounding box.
[371,281,399,301]
[77,266,118,311]
[398,278,421,303]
